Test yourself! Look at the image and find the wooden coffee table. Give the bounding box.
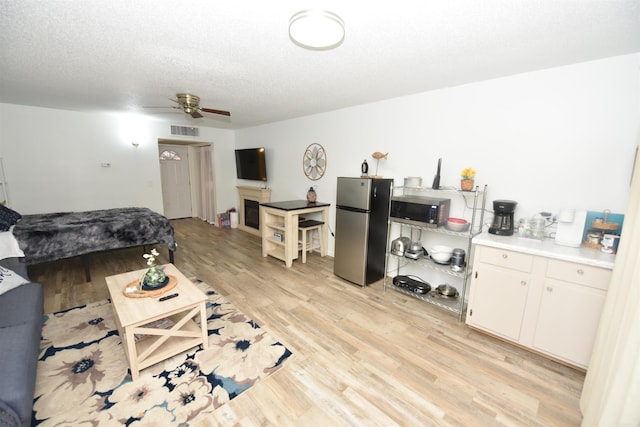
[106,264,208,380]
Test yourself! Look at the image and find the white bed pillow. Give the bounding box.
[0,266,29,296]
[0,226,25,260]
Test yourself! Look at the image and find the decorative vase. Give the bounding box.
[306,187,317,203]
[361,159,369,176]
[143,266,167,288]
[461,179,475,191]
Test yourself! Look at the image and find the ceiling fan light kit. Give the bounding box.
[175,93,203,118]
[289,9,345,50]
[145,93,231,119]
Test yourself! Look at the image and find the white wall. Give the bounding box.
[0,53,637,257]
[0,105,236,215]
[236,53,639,255]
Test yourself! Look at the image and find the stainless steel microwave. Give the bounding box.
[390,196,451,228]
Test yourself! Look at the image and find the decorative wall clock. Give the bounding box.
[303,143,327,180]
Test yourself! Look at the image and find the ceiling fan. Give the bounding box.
[147,93,231,118]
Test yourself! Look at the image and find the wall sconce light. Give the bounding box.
[289,9,345,50]
[132,142,140,148]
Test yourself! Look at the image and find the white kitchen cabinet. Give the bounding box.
[466,235,614,369]
[532,260,610,367]
[467,247,533,341]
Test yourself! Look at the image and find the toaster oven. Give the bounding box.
[390,195,451,228]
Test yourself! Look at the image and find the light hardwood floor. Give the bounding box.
[28,218,585,426]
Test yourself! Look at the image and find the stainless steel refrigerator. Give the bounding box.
[334,177,393,286]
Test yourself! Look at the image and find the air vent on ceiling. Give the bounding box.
[170,125,200,137]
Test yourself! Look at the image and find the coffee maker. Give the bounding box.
[489,200,517,236]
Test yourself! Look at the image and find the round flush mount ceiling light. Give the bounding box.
[289,9,345,50]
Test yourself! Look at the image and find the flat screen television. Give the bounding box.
[235,147,267,181]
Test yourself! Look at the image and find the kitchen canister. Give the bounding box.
[451,248,466,272]
[587,231,603,245]
[600,234,620,254]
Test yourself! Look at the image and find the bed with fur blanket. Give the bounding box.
[9,207,176,281]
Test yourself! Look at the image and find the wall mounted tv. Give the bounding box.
[235,147,267,181]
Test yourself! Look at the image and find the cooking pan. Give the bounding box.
[436,283,458,297]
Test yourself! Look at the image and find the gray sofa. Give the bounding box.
[0,258,43,427]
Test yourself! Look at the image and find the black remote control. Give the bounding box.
[159,293,178,301]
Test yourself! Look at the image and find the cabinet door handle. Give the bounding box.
[521,280,527,286]
[546,286,553,292]
[577,269,584,275]
[502,254,508,259]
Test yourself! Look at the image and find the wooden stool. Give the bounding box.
[298,219,324,263]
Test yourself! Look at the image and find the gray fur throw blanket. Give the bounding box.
[12,207,176,264]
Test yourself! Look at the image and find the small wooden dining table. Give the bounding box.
[260,200,330,267]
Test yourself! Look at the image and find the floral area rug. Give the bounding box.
[32,279,293,426]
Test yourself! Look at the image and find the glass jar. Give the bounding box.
[518,218,545,239]
[144,266,167,287]
[586,230,603,245]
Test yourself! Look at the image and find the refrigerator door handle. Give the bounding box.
[337,205,369,214]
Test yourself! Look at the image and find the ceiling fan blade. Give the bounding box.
[190,110,203,119]
[200,107,231,117]
[142,106,184,115]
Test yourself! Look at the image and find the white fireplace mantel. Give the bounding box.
[237,186,271,236]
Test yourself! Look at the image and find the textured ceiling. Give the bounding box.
[1,1,638,129]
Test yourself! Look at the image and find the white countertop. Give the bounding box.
[473,232,617,269]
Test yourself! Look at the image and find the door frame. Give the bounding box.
[157,138,216,222]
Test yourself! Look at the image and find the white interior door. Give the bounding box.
[159,145,192,219]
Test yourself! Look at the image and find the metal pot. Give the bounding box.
[436,283,458,297]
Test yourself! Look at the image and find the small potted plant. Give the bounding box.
[460,167,476,191]
[142,248,167,289]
